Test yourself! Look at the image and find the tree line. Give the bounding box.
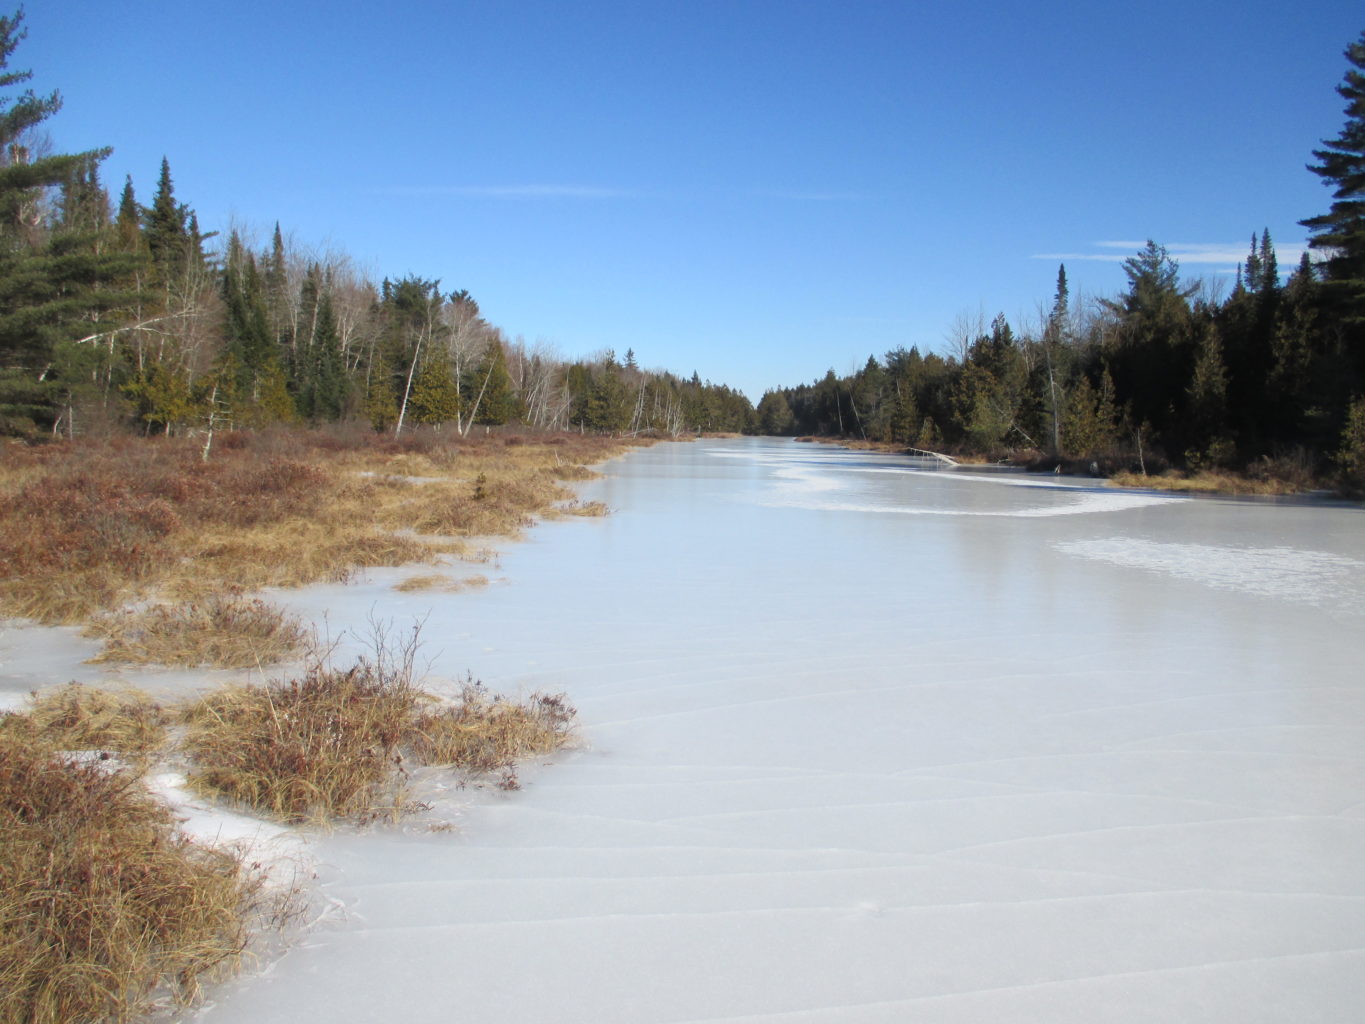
[3,11,1363,489]
[757,30,1365,489]
[0,11,755,442]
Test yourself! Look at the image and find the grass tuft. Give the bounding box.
[1,682,169,758]
[0,728,260,1023]
[85,596,307,669]
[410,681,577,781]
[392,574,489,593]
[180,629,578,822]
[180,659,421,825]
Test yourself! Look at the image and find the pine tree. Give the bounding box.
[1099,241,1196,442]
[365,349,399,432]
[1302,30,1365,319]
[0,11,137,434]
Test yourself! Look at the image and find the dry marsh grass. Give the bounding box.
[1110,469,1305,496]
[0,728,260,1024]
[392,574,489,593]
[1,682,169,758]
[410,681,577,785]
[181,662,421,825]
[85,596,307,669]
[181,638,578,822]
[0,428,633,637]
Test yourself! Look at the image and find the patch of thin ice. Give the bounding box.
[1056,537,1365,610]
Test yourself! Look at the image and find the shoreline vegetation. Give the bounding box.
[0,425,643,1023]
[792,435,1328,497]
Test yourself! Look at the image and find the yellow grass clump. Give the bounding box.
[1,682,169,759]
[85,596,307,669]
[1109,469,1302,496]
[410,681,577,788]
[392,574,489,593]
[180,660,421,825]
[0,728,260,1023]
[180,646,579,822]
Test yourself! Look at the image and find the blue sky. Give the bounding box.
[25,1,1363,401]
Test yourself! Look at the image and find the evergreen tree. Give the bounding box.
[0,11,137,433]
[1185,320,1233,466]
[293,273,349,422]
[365,348,399,431]
[471,338,519,425]
[1062,370,1119,459]
[1337,395,1365,492]
[756,389,795,435]
[115,175,140,250]
[586,362,631,432]
[409,355,459,427]
[1302,29,1365,320]
[143,157,188,280]
[1049,264,1069,330]
[1099,241,1195,441]
[220,231,294,422]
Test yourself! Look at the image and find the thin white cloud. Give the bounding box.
[377,184,634,199]
[1033,240,1306,267]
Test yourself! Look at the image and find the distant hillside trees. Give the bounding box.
[757,29,1365,488]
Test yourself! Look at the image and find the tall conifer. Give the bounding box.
[1302,30,1365,319]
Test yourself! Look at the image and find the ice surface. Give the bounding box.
[8,438,1365,1022]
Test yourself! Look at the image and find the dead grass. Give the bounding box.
[180,657,421,826]
[1109,469,1306,496]
[180,635,578,822]
[0,682,169,759]
[0,428,634,638]
[0,728,260,1023]
[392,574,489,593]
[85,596,307,669]
[409,681,577,788]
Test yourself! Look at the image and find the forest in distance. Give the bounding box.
[2,12,1364,492]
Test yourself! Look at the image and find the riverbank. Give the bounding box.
[0,425,648,1023]
[791,435,1337,497]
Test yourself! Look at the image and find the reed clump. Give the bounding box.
[410,681,577,782]
[180,647,578,822]
[0,728,260,1024]
[0,682,169,759]
[85,596,307,669]
[180,658,421,825]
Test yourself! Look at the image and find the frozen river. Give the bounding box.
[23,437,1365,1023]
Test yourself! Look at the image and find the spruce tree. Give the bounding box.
[143,157,188,280]
[1302,30,1365,319]
[409,355,460,427]
[115,175,140,249]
